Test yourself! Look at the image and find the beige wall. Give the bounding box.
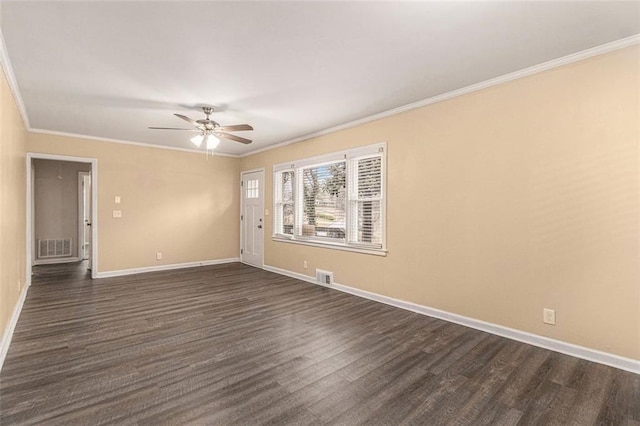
[0,65,27,340]
[241,46,640,360]
[4,44,638,362]
[27,134,240,273]
[33,159,91,259]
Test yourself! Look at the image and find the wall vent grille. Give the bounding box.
[316,269,333,286]
[38,238,72,258]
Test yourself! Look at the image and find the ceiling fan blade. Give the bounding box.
[217,132,252,144]
[148,127,199,131]
[174,113,205,130]
[216,124,254,132]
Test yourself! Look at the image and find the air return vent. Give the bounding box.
[38,238,72,258]
[316,269,333,286]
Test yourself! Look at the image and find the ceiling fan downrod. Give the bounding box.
[202,106,214,119]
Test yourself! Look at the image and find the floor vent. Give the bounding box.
[38,238,72,258]
[316,269,333,286]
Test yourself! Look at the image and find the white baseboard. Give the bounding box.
[263,265,318,285]
[263,264,640,375]
[0,282,30,372]
[34,256,81,265]
[94,257,240,279]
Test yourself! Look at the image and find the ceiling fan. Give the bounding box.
[149,106,253,150]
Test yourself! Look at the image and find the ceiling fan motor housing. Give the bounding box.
[197,119,218,130]
[198,107,217,129]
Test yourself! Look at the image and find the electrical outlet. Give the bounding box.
[543,308,556,325]
[156,252,162,260]
[303,260,308,269]
[112,210,122,218]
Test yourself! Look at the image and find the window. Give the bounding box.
[273,143,386,254]
[246,179,259,199]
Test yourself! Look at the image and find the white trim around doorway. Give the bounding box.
[26,153,99,279]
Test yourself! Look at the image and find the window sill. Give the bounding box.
[272,236,387,257]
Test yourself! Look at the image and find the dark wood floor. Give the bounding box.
[1,262,638,425]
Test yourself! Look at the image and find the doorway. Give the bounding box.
[27,153,98,280]
[240,169,264,267]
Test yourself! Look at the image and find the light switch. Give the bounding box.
[113,210,122,218]
[265,209,270,216]
[115,196,121,204]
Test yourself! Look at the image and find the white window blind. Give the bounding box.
[348,155,382,247]
[273,143,386,253]
[274,170,295,235]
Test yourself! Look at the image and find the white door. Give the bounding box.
[82,173,92,262]
[78,171,92,262]
[241,170,264,267]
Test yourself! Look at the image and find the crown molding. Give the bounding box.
[240,34,640,158]
[28,128,240,158]
[1,25,637,159]
[0,25,30,128]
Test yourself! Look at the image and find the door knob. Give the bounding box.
[257,225,262,229]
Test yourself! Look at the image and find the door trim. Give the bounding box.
[27,153,99,280]
[240,168,265,268]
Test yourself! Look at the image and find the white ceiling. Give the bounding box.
[1,1,638,156]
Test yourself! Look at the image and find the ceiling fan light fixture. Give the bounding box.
[190,134,204,147]
[205,134,220,151]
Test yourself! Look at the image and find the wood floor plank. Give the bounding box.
[1,261,638,425]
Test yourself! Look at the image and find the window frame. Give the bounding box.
[273,142,387,256]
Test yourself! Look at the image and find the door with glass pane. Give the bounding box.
[241,170,264,267]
